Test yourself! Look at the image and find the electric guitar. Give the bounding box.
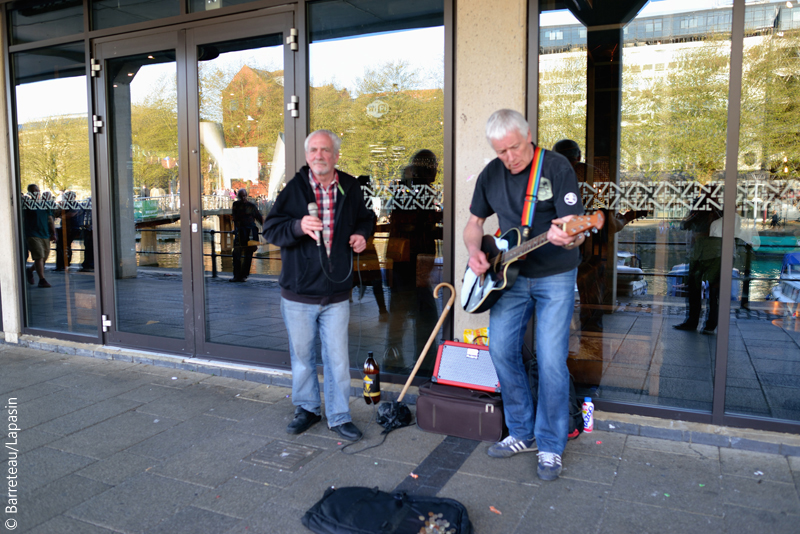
[461,212,605,314]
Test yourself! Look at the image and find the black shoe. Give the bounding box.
[673,322,697,331]
[701,326,716,335]
[286,408,321,435]
[331,422,362,441]
[26,267,34,285]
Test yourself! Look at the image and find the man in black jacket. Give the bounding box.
[263,129,374,441]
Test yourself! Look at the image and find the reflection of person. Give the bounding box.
[230,188,263,283]
[553,139,644,332]
[263,129,374,442]
[674,197,723,334]
[54,191,83,271]
[23,184,56,288]
[464,110,584,481]
[385,149,443,368]
[81,201,94,272]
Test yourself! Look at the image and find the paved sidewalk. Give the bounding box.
[1,343,799,534]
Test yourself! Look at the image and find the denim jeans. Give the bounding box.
[488,268,576,455]
[281,298,352,427]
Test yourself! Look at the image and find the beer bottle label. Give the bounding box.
[363,375,380,397]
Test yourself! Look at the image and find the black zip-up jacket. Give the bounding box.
[263,166,374,304]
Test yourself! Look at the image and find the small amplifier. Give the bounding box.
[431,341,500,393]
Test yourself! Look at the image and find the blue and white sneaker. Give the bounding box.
[536,451,563,481]
[487,435,537,458]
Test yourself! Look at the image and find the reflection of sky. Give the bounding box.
[16,77,88,124]
[540,0,734,27]
[310,27,444,95]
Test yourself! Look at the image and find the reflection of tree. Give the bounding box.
[131,74,178,193]
[740,32,800,179]
[18,115,90,194]
[310,60,444,186]
[621,37,731,183]
[538,53,587,154]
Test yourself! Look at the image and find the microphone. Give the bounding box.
[307,202,321,246]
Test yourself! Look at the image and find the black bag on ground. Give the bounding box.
[525,358,583,440]
[415,381,507,442]
[302,486,473,534]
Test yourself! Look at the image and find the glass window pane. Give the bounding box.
[308,0,445,375]
[728,1,800,423]
[106,50,184,339]
[197,34,286,349]
[91,0,179,31]
[9,0,84,45]
[14,43,96,334]
[187,0,256,14]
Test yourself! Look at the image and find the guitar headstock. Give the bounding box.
[564,211,605,236]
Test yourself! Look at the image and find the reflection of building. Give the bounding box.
[2,0,799,436]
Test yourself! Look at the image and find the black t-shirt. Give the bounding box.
[469,146,584,278]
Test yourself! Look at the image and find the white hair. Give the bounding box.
[305,129,341,153]
[485,109,530,144]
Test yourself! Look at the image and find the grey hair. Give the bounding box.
[305,129,341,154]
[485,109,530,143]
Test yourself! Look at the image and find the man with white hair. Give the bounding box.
[463,109,584,481]
[263,129,374,442]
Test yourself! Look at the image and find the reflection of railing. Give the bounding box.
[136,228,278,279]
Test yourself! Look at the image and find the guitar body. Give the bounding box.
[461,228,522,314]
[460,212,606,314]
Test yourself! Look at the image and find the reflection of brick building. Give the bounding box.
[221,66,285,192]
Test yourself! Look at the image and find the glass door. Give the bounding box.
[95,32,191,352]
[94,11,296,357]
[187,13,297,363]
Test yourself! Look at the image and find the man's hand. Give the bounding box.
[349,234,366,253]
[300,215,323,241]
[468,249,491,276]
[548,215,584,248]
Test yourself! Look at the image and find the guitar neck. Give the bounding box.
[500,230,550,265]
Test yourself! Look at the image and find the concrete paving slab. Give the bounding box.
[457,442,541,485]
[560,450,620,485]
[14,474,111,533]
[76,451,161,486]
[25,515,119,534]
[225,500,308,534]
[12,428,61,454]
[626,434,720,460]
[36,396,143,436]
[719,475,800,515]
[192,477,282,519]
[199,375,262,390]
[441,472,536,534]
[518,478,611,533]
[564,430,627,458]
[720,448,795,484]
[721,503,800,533]
[11,389,96,428]
[613,447,724,516]
[0,380,65,404]
[127,414,236,460]
[20,446,97,493]
[45,369,154,400]
[66,472,206,533]
[149,431,267,488]
[116,383,177,403]
[49,410,182,460]
[599,498,723,534]
[143,506,241,534]
[237,384,292,403]
[134,383,238,421]
[203,397,273,421]
[267,452,414,512]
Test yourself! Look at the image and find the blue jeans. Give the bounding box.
[281,298,352,427]
[489,268,576,455]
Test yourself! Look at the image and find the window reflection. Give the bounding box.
[540,1,737,411]
[728,1,800,422]
[309,0,445,374]
[14,44,96,334]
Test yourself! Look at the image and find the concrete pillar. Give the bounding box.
[453,0,528,339]
[0,44,21,342]
[138,228,159,266]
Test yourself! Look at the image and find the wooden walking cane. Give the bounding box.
[397,282,456,402]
